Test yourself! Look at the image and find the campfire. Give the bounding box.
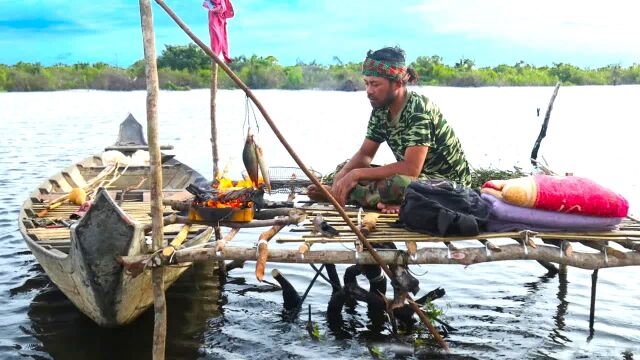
[186,174,265,222]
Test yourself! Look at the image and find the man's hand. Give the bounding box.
[331,169,360,206]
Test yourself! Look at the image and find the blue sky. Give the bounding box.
[1,0,638,68]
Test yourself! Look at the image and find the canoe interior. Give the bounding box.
[21,154,210,255]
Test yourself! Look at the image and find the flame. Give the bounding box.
[203,174,257,209]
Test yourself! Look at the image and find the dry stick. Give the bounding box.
[117,177,148,206]
[255,225,285,281]
[216,227,240,252]
[154,0,448,350]
[530,82,560,167]
[139,1,165,359]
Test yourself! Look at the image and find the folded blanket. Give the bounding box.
[482,175,628,218]
[482,193,623,232]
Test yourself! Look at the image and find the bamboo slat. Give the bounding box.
[27,222,207,241]
[279,232,640,243]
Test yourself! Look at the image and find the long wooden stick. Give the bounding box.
[119,243,640,270]
[139,1,166,359]
[153,0,447,350]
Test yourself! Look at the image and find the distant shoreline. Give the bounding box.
[2,44,638,92]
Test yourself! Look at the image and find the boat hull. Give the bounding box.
[19,156,213,327]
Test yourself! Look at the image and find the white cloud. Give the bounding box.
[412,0,640,58]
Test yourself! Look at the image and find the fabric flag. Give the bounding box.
[203,0,234,63]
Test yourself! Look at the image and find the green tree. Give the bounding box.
[454,58,475,71]
[0,64,7,91]
[157,44,210,72]
[284,65,304,89]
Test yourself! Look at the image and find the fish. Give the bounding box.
[312,214,339,238]
[254,139,271,193]
[242,129,272,193]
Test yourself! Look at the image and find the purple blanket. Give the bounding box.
[482,193,622,232]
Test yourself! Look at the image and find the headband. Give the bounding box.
[362,58,409,81]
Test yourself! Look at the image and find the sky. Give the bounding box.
[1,0,639,68]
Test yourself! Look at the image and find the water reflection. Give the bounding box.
[24,262,222,360]
[550,266,571,345]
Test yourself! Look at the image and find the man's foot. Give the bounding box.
[307,184,332,202]
[377,202,400,214]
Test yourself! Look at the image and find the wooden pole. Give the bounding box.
[589,268,599,334]
[119,243,640,271]
[139,1,166,358]
[530,82,560,166]
[211,61,220,179]
[153,0,447,350]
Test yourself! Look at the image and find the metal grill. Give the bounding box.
[267,166,322,194]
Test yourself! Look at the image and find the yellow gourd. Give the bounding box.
[68,188,87,205]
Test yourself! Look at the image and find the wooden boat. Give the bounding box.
[18,114,214,327]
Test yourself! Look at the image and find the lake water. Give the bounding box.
[0,86,639,359]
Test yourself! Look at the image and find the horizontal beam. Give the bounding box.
[119,243,640,271]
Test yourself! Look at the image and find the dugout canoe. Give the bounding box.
[17,114,213,327]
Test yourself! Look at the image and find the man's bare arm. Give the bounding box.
[354,145,428,180]
[333,139,380,184]
[331,145,428,206]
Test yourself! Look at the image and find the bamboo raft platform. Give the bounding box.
[271,207,640,270]
[149,206,640,271]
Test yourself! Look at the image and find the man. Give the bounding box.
[310,46,471,213]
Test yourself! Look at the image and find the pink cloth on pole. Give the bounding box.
[205,0,234,63]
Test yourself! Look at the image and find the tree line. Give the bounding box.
[2,44,639,92]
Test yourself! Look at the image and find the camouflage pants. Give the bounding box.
[321,160,412,208]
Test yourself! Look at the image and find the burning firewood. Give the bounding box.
[186,183,262,209]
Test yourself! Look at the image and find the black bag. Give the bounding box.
[398,179,492,237]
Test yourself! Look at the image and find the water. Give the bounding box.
[1,86,639,359]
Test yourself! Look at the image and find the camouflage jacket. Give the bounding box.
[365,91,472,186]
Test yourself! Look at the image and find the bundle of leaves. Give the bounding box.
[469,166,528,190]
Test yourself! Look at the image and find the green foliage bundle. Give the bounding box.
[469,166,529,190]
[2,44,640,92]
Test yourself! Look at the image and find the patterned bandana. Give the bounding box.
[362,58,409,81]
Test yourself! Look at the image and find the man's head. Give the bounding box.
[362,46,417,109]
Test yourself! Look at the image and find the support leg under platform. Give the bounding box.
[588,268,599,341]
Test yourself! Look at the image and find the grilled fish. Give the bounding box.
[242,129,272,193]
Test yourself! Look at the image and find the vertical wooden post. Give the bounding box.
[139,0,166,359]
[589,268,599,335]
[210,61,220,180]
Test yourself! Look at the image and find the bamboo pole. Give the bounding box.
[139,1,166,358]
[211,61,220,179]
[279,232,640,243]
[153,1,448,349]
